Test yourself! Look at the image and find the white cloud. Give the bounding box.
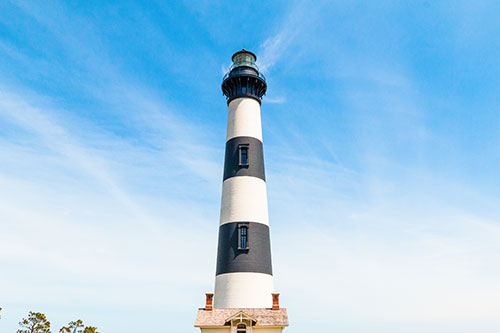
[264,96,286,104]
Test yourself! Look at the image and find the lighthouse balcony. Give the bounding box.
[222,68,266,82]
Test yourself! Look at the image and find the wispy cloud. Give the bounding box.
[0,91,147,219]
[256,6,500,326]
[258,0,324,72]
[267,148,500,331]
[264,96,286,104]
[0,87,220,331]
[0,3,223,328]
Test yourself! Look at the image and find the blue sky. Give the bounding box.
[1,1,500,332]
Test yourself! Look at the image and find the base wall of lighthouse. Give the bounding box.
[213,272,274,308]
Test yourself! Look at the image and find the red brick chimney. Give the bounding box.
[205,293,214,310]
[272,293,280,310]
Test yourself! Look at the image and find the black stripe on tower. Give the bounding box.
[223,136,265,182]
[216,222,273,275]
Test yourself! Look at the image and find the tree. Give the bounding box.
[18,311,51,333]
[59,320,84,333]
[60,320,99,333]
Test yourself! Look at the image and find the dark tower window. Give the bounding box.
[237,324,246,333]
[238,225,248,250]
[239,144,249,167]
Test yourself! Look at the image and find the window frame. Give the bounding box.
[237,223,249,251]
[238,144,249,167]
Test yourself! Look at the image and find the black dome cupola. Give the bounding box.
[221,49,267,105]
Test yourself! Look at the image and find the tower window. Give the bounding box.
[238,144,249,167]
[237,323,247,333]
[238,225,248,250]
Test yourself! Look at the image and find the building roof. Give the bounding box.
[194,308,289,327]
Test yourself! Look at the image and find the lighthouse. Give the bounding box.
[195,50,289,332]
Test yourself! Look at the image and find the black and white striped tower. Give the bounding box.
[214,49,272,308]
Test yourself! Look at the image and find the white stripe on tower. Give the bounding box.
[214,50,273,309]
[220,175,269,226]
[226,98,263,141]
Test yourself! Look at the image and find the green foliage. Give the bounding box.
[17,311,51,333]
